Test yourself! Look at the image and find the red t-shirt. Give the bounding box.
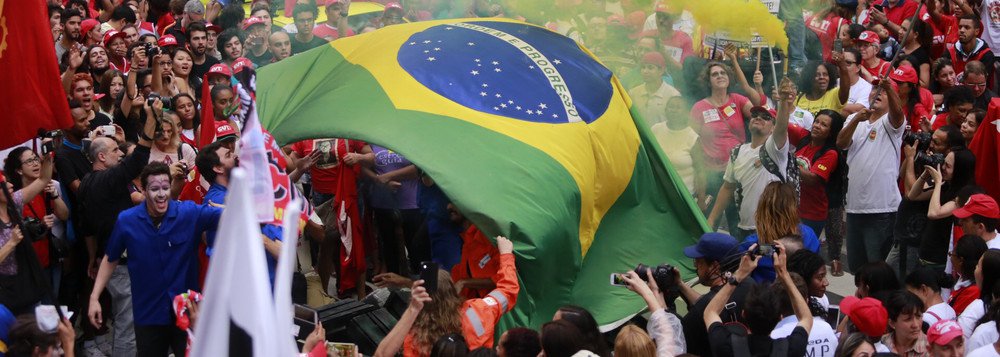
[863,59,892,78]
[884,0,920,26]
[905,88,936,131]
[690,94,750,171]
[291,139,366,194]
[23,195,49,268]
[796,145,839,221]
[661,31,694,64]
[807,13,849,63]
[924,12,959,59]
[312,23,356,41]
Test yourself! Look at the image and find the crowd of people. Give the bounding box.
[1,0,1000,356]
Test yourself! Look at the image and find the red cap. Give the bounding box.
[205,22,222,33]
[872,77,900,92]
[242,16,267,30]
[215,124,238,141]
[607,14,626,26]
[81,19,100,36]
[750,106,778,120]
[889,65,918,84]
[207,63,233,78]
[231,58,254,73]
[954,194,1000,219]
[103,30,126,47]
[655,2,669,13]
[641,51,666,68]
[384,2,403,12]
[157,34,179,47]
[841,296,888,338]
[858,30,880,45]
[927,320,963,346]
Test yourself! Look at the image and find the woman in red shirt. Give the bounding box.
[949,235,987,314]
[796,109,846,275]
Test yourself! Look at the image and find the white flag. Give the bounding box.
[238,103,276,223]
[190,168,285,356]
[273,198,302,355]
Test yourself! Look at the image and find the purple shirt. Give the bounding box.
[0,190,26,275]
[369,145,418,209]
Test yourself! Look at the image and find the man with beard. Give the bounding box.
[78,97,163,357]
[290,4,327,55]
[56,8,82,60]
[107,5,137,32]
[268,30,292,64]
[88,161,220,356]
[187,21,220,79]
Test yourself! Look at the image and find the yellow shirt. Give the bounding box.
[651,123,698,194]
[795,88,844,115]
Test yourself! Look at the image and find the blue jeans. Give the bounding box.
[846,212,896,273]
[780,0,806,71]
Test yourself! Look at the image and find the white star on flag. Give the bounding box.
[471,70,479,75]
[409,42,416,45]
[492,61,499,65]
[527,109,534,114]
[494,68,502,72]
[500,103,507,108]
[468,42,475,46]
[529,65,535,69]
[539,103,547,109]
[423,40,431,44]
[475,59,481,62]
[554,59,562,64]
[994,119,1000,133]
[494,106,499,110]
[482,83,489,88]
[427,57,436,61]
[508,100,514,104]
[495,93,502,98]
[552,114,559,118]
[480,92,487,96]
[434,47,441,51]
[536,110,543,115]
[516,106,522,110]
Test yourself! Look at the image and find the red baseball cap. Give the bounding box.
[81,19,100,36]
[207,63,233,78]
[889,65,919,84]
[607,14,626,26]
[655,2,669,13]
[215,124,238,141]
[205,22,222,33]
[927,320,963,346]
[841,296,888,338]
[242,16,267,31]
[231,58,254,73]
[954,194,1000,219]
[158,34,179,47]
[857,30,880,45]
[641,51,666,68]
[103,30,126,47]
[384,2,403,12]
[750,106,778,120]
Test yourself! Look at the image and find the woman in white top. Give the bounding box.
[959,249,1000,339]
[904,266,957,327]
[149,112,196,170]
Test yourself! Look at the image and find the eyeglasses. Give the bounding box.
[844,60,857,65]
[966,83,987,89]
[22,157,40,165]
[710,71,727,78]
[751,115,774,122]
[295,17,315,24]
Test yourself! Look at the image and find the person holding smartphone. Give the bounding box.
[314,0,355,42]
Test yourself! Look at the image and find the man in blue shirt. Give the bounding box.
[87,162,222,356]
[195,140,283,284]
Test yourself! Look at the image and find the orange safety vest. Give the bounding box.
[403,253,520,356]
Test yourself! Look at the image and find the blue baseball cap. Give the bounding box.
[683,232,739,262]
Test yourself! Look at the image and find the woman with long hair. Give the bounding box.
[961,109,986,147]
[3,148,70,298]
[930,58,957,108]
[375,237,517,356]
[835,332,877,357]
[169,48,199,99]
[788,250,832,310]
[539,319,588,357]
[149,113,196,169]
[554,305,611,357]
[613,325,656,357]
[0,150,56,314]
[97,69,126,117]
[948,235,988,315]
[173,93,201,148]
[906,146,976,268]
[690,61,756,233]
[898,19,933,87]
[796,109,847,275]
[891,62,935,132]
[739,182,821,283]
[958,249,1000,338]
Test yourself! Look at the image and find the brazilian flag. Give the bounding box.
[257,18,707,329]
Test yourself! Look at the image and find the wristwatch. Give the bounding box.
[726,274,741,286]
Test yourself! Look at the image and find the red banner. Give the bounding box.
[0,0,72,149]
[974,99,1000,203]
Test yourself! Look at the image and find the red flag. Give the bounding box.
[973,99,1000,203]
[0,0,73,149]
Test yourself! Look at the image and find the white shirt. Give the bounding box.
[651,123,698,194]
[724,135,789,229]
[969,321,999,353]
[922,302,957,327]
[979,0,1000,55]
[969,344,1000,357]
[790,107,815,130]
[848,78,873,108]
[986,234,1000,249]
[845,113,904,213]
[770,315,838,357]
[959,299,986,339]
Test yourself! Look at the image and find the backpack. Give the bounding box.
[729,140,800,210]
[723,322,790,357]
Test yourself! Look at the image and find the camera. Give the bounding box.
[21,217,47,242]
[146,92,172,109]
[634,263,677,290]
[38,129,63,155]
[144,42,160,66]
[752,244,779,257]
[903,132,932,153]
[915,152,945,169]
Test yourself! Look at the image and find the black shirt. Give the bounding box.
[54,139,92,217]
[974,90,996,111]
[245,48,274,69]
[683,280,754,357]
[191,55,220,80]
[291,35,328,55]
[89,112,112,129]
[707,321,809,357]
[78,145,151,256]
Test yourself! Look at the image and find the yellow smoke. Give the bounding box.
[663,0,789,53]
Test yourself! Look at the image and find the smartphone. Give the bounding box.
[610,273,628,286]
[826,305,842,326]
[99,125,116,137]
[873,4,884,11]
[834,38,843,53]
[753,244,777,257]
[419,261,439,294]
[41,140,55,155]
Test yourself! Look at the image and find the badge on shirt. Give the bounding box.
[868,128,877,141]
[723,105,736,117]
[478,254,492,269]
[703,109,722,123]
[818,163,828,171]
[753,158,762,168]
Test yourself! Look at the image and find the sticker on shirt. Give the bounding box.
[818,163,828,171]
[722,105,736,118]
[703,109,722,123]
[312,139,341,169]
[664,46,683,63]
[753,158,762,168]
[868,128,877,141]
[990,1,1000,26]
[478,254,492,269]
